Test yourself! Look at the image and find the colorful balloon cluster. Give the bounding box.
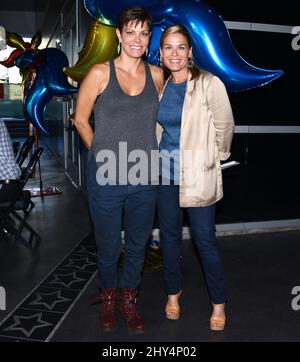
[14,48,78,133]
[0,31,78,133]
[70,0,282,91]
[0,31,42,94]
[0,0,283,133]
[83,0,174,26]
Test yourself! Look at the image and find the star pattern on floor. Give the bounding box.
[74,245,97,256]
[48,272,86,289]
[3,313,53,338]
[64,256,96,271]
[0,234,97,341]
[28,290,72,310]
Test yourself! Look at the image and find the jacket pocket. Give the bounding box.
[203,142,216,170]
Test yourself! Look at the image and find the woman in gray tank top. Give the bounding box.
[74,7,163,334]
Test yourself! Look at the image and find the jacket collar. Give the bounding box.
[159,71,195,100]
[186,72,196,95]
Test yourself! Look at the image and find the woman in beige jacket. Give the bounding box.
[157,25,235,331]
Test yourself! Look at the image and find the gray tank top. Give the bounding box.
[91,59,159,185]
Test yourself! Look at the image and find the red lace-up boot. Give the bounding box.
[99,288,117,331]
[119,288,145,334]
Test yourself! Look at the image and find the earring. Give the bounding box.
[145,48,148,57]
[188,57,194,68]
[160,56,163,67]
[117,42,122,53]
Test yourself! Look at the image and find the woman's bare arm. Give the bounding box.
[74,63,109,149]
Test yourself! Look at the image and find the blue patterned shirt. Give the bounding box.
[0,120,21,180]
[157,79,187,181]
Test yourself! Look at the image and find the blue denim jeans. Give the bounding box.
[87,153,157,289]
[157,183,228,304]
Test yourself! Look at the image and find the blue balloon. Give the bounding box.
[15,48,78,134]
[83,0,174,25]
[83,0,283,91]
[167,0,283,91]
[148,21,172,65]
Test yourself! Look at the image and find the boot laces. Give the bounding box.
[103,299,116,313]
[123,296,141,319]
[102,291,116,313]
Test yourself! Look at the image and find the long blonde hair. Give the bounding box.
[160,25,200,81]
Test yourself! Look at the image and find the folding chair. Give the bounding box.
[12,141,20,157]
[0,147,43,251]
[16,135,35,167]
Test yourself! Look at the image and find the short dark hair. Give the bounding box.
[118,6,152,32]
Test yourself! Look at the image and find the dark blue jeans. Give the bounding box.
[157,183,228,304]
[87,153,156,289]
